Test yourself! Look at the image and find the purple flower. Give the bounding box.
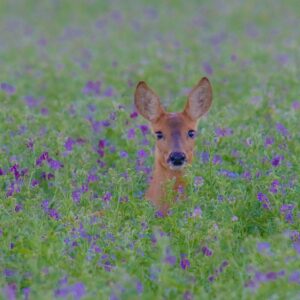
[102,192,112,202]
[72,190,82,203]
[119,150,128,158]
[180,257,190,270]
[183,291,193,300]
[82,80,101,96]
[257,242,271,254]
[2,283,16,300]
[201,151,210,164]
[269,179,279,194]
[0,168,4,175]
[257,192,271,209]
[136,281,143,294]
[65,137,75,151]
[130,111,138,119]
[127,128,136,139]
[289,271,300,284]
[215,127,233,137]
[87,174,98,183]
[139,125,150,136]
[24,95,39,107]
[276,123,289,137]
[31,179,40,187]
[23,287,30,300]
[212,155,222,165]
[202,246,213,256]
[55,282,85,300]
[48,208,60,220]
[0,82,16,95]
[194,176,204,187]
[271,155,283,167]
[293,241,300,254]
[103,86,114,97]
[164,255,177,265]
[48,158,63,170]
[137,149,148,159]
[36,152,49,166]
[15,203,23,212]
[232,215,238,222]
[291,101,300,110]
[202,61,213,75]
[264,136,274,147]
[192,207,202,218]
[155,210,164,218]
[280,204,295,223]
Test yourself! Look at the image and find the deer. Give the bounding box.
[134,77,213,216]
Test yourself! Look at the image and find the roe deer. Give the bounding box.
[134,77,212,215]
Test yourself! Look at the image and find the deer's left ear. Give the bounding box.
[183,77,212,121]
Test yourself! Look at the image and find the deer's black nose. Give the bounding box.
[169,152,186,166]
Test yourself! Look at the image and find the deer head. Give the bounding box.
[135,77,212,172]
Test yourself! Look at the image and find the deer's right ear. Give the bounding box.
[134,81,164,122]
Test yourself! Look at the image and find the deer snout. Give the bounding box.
[168,152,186,166]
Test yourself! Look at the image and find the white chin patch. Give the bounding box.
[168,163,186,171]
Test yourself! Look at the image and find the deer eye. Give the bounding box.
[188,130,196,138]
[155,131,164,140]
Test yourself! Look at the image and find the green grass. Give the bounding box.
[0,0,299,299]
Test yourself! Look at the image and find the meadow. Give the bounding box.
[0,0,300,299]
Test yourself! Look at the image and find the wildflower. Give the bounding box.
[65,137,75,151]
[137,149,148,159]
[164,255,176,265]
[271,155,283,167]
[136,281,143,294]
[202,61,213,75]
[202,246,213,256]
[180,257,190,270]
[194,176,204,187]
[2,283,16,300]
[183,291,193,300]
[155,211,164,218]
[82,80,101,96]
[280,204,295,223]
[127,128,135,139]
[201,151,210,163]
[119,150,128,158]
[264,136,274,147]
[130,111,138,119]
[72,190,82,203]
[289,271,300,284]
[0,82,16,95]
[192,207,202,218]
[212,155,222,165]
[48,158,63,170]
[15,203,23,212]
[36,152,49,166]
[291,101,300,110]
[215,127,233,137]
[103,86,114,97]
[24,95,39,107]
[257,242,271,254]
[257,192,271,209]
[55,282,85,300]
[102,192,112,203]
[276,123,289,137]
[140,124,149,135]
[232,215,238,222]
[87,174,98,183]
[269,179,279,194]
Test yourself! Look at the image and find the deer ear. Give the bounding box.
[183,77,212,121]
[134,81,165,122]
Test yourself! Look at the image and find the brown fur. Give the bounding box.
[134,77,212,215]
